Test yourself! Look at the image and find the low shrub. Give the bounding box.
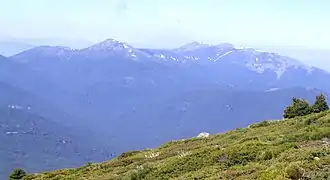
[285,163,304,180]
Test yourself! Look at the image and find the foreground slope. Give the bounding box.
[27,111,330,180]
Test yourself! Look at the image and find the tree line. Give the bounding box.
[283,94,329,119]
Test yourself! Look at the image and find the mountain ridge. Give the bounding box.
[8,38,322,78]
[3,39,329,77]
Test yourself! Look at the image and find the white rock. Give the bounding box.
[197,132,210,138]
[177,150,192,158]
[144,152,160,159]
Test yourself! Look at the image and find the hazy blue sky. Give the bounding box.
[1,0,330,48]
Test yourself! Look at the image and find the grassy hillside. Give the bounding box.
[23,111,330,180]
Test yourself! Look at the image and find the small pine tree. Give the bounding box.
[311,94,329,113]
[9,168,26,180]
[283,97,311,119]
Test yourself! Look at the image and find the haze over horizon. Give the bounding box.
[1,0,330,70]
[1,0,330,49]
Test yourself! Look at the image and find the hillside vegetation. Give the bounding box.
[20,108,330,180]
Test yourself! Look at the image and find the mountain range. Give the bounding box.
[8,39,330,90]
[1,38,330,177]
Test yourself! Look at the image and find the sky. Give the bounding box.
[1,0,330,49]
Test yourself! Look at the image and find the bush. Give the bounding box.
[9,168,27,180]
[129,171,142,180]
[259,150,273,160]
[249,120,270,128]
[119,150,142,159]
[126,165,153,180]
[311,94,329,113]
[285,163,304,180]
[304,116,318,125]
[283,97,311,119]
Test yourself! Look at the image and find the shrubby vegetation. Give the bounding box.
[23,107,330,180]
[283,94,329,119]
[312,94,329,113]
[9,169,26,180]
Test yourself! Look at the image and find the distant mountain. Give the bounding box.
[0,41,35,56]
[5,39,330,138]
[256,46,330,71]
[141,42,330,91]
[2,39,330,175]
[9,39,330,91]
[5,39,330,128]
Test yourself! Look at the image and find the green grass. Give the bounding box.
[24,111,330,180]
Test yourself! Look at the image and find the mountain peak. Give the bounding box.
[178,42,235,51]
[99,38,120,44]
[215,43,234,49]
[87,38,132,51]
[9,45,74,63]
[178,41,211,51]
[12,46,74,56]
